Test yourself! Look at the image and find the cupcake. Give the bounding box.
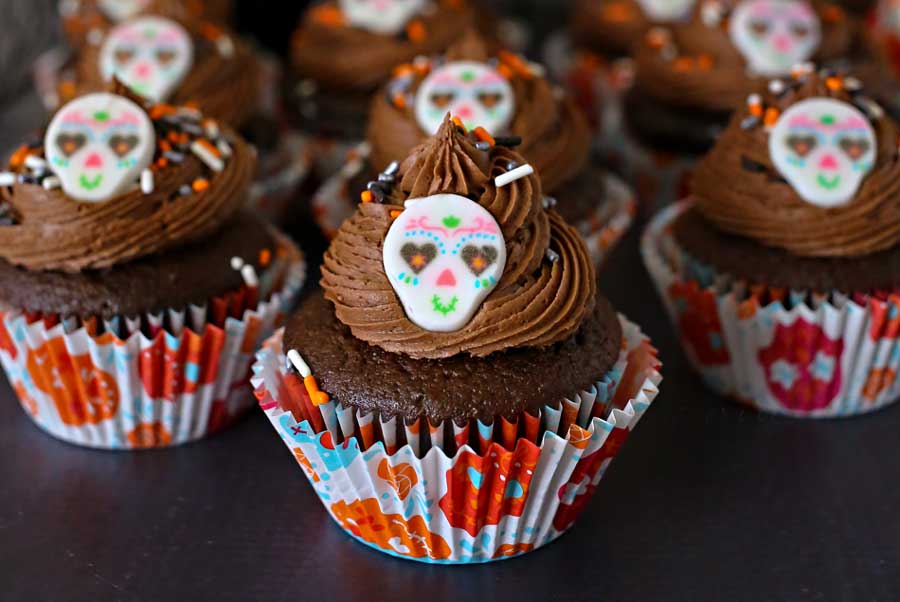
[287,0,477,179]
[253,116,662,563]
[859,0,900,122]
[0,89,305,448]
[643,67,900,417]
[312,33,636,266]
[626,0,856,210]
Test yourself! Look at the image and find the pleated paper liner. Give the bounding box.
[643,201,900,418]
[310,142,637,267]
[0,233,306,450]
[252,316,662,564]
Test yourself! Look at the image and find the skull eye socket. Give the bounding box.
[108,134,140,158]
[430,92,456,109]
[790,21,810,38]
[114,45,136,65]
[785,134,817,158]
[400,242,437,274]
[156,47,177,66]
[56,132,87,157]
[748,19,769,36]
[461,245,498,276]
[838,137,871,161]
[477,92,504,109]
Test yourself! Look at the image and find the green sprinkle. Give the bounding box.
[93,111,109,122]
[820,114,835,125]
[442,215,461,228]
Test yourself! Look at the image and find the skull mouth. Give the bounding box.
[78,173,104,191]
[431,295,459,316]
[816,173,841,190]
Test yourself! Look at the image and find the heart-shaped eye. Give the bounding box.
[430,92,456,108]
[156,48,177,66]
[786,134,817,157]
[749,19,769,36]
[461,245,498,276]
[108,134,140,158]
[839,138,871,161]
[56,132,87,157]
[114,46,136,64]
[400,243,437,274]
[477,92,504,109]
[790,22,810,38]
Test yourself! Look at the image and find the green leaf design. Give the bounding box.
[442,215,461,228]
[93,111,110,122]
[431,295,458,316]
[79,173,103,191]
[816,173,841,190]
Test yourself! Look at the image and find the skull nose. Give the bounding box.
[818,153,839,170]
[772,34,792,52]
[436,268,457,287]
[84,152,103,168]
[455,104,474,119]
[134,61,152,78]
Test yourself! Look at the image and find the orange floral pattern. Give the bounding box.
[138,328,224,401]
[0,319,17,359]
[126,422,173,449]
[293,448,321,483]
[862,367,898,402]
[377,459,418,501]
[669,280,730,366]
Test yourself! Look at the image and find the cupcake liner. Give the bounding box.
[252,316,661,563]
[311,143,636,267]
[0,235,306,449]
[622,135,695,216]
[643,201,900,418]
[248,130,312,225]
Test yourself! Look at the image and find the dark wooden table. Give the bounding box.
[2,224,899,602]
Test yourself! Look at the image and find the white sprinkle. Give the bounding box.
[204,120,220,139]
[768,79,785,94]
[844,77,862,91]
[495,163,534,188]
[25,155,46,171]
[230,256,245,270]
[87,27,103,46]
[528,61,546,78]
[240,264,259,288]
[0,172,16,187]
[140,168,154,194]
[701,1,722,26]
[41,176,60,190]
[296,78,318,98]
[287,349,311,378]
[191,141,224,172]
[792,62,814,77]
[177,106,203,120]
[413,54,430,68]
[216,139,232,158]
[216,35,234,58]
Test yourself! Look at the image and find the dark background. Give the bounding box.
[2,1,900,601]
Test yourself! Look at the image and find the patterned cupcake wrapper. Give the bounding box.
[251,316,661,564]
[311,142,636,267]
[0,235,306,449]
[248,130,312,225]
[643,201,900,418]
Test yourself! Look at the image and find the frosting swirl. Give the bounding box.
[0,91,255,272]
[321,116,596,359]
[693,71,900,257]
[632,1,854,113]
[367,33,591,193]
[571,0,675,57]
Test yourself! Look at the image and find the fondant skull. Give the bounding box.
[415,61,515,135]
[99,16,193,102]
[383,194,506,332]
[635,0,696,22]
[729,0,821,77]
[338,0,426,35]
[44,92,155,203]
[97,0,151,21]
[768,98,876,207]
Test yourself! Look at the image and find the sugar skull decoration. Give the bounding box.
[415,61,515,135]
[768,98,876,207]
[729,0,821,77]
[383,194,506,332]
[97,0,151,21]
[44,92,155,203]
[338,0,426,35]
[635,0,696,21]
[99,16,193,102]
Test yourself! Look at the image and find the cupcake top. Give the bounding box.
[691,67,900,257]
[367,32,592,192]
[290,0,476,93]
[0,87,255,273]
[62,14,260,128]
[320,115,597,360]
[632,0,854,112]
[571,0,697,57]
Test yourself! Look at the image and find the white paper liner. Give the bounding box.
[252,315,662,563]
[0,236,306,449]
[643,200,900,417]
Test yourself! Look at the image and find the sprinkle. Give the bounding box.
[87,28,103,46]
[791,62,814,79]
[825,76,843,92]
[763,107,780,128]
[391,93,407,109]
[390,210,403,219]
[192,178,210,192]
[506,160,520,171]
[296,78,318,98]
[179,185,192,196]
[0,173,15,187]
[701,1,723,26]
[176,106,203,121]
[475,141,491,151]
[287,349,311,378]
[230,256,245,270]
[240,264,258,288]
[163,150,185,163]
[378,171,395,183]
[41,176,60,190]
[24,155,46,171]
[494,136,522,147]
[216,35,234,58]
[844,77,862,92]
[740,115,759,129]
[140,168,154,194]
[473,126,495,147]
[191,140,224,171]
[406,20,426,43]
[216,140,232,158]
[645,27,669,49]
[384,160,400,176]
[542,196,557,209]
[17,174,37,185]
[303,375,330,407]
[495,163,534,187]
[768,79,785,94]
[259,248,271,267]
[204,120,220,139]
[747,93,763,117]
[696,54,714,70]
[451,116,467,132]
[9,146,29,169]
[545,249,560,263]
[360,190,374,203]
[854,96,884,120]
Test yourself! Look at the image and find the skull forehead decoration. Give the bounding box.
[729,0,821,77]
[99,16,193,102]
[338,0,426,35]
[383,194,506,332]
[44,92,155,203]
[415,61,515,135]
[768,98,876,207]
[635,0,696,22]
[97,0,151,21]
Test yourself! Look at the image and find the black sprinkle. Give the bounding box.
[740,115,759,130]
[740,156,768,173]
[494,136,522,148]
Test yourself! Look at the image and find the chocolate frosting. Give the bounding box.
[632,1,855,113]
[367,33,592,193]
[0,98,255,273]
[320,116,597,359]
[571,0,668,57]
[692,72,900,257]
[290,0,476,93]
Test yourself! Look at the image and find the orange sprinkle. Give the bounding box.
[497,63,514,80]
[259,248,271,267]
[310,5,345,27]
[167,131,180,143]
[673,57,694,72]
[58,81,77,101]
[406,20,426,43]
[696,54,714,70]
[196,139,221,158]
[392,64,415,78]
[303,375,330,407]
[150,104,176,120]
[451,116,467,131]
[825,76,843,92]
[9,145,29,169]
[200,22,222,40]
[645,29,669,50]
[498,50,533,79]
[473,126,495,146]
[155,157,168,169]
[192,178,209,192]
[392,93,407,109]
[159,140,172,152]
[412,60,431,76]
[390,210,403,219]
[763,107,780,127]
[443,0,465,10]
[601,1,636,22]
[822,4,844,22]
[360,190,374,203]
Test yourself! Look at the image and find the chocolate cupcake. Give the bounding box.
[643,67,900,417]
[858,0,900,122]
[287,0,476,177]
[626,0,856,209]
[572,0,697,59]
[253,116,661,563]
[0,90,305,448]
